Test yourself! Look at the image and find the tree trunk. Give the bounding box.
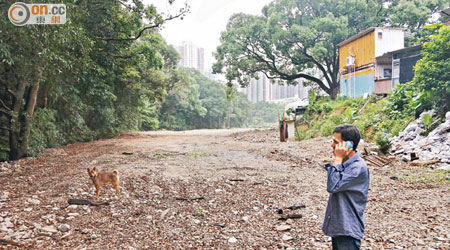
[227,107,231,129]
[329,84,339,100]
[18,68,42,157]
[329,65,340,100]
[9,68,42,160]
[9,78,27,160]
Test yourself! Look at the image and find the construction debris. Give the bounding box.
[363,155,395,167]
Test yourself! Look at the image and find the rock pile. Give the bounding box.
[390,111,450,164]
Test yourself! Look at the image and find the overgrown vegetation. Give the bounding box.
[296,95,370,141]
[157,68,250,130]
[247,101,285,128]
[406,170,450,185]
[296,93,417,152]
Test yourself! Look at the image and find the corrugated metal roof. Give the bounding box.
[390,44,422,55]
[374,44,422,60]
[442,7,450,17]
[337,27,404,47]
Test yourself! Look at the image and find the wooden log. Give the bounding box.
[67,199,109,206]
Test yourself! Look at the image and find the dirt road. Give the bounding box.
[0,129,448,249]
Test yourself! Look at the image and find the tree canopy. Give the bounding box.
[158,68,254,130]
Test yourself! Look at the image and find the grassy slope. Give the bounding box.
[295,96,412,150]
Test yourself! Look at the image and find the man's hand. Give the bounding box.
[333,142,353,165]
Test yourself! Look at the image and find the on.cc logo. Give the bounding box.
[8,2,30,26]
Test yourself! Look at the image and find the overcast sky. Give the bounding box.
[144,0,273,70]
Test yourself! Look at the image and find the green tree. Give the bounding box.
[156,68,253,130]
[228,92,252,128]
[213,0,385,100]
[158,68,206,130]
[248,101,285,127]
[387,0,448,45]
[412,25,450,113]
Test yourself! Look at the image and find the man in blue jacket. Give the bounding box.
[323,124,370,250]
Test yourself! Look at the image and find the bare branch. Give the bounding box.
[94,6,189,41]
[241,39,329,92]
[0,98,11,111]
[95,24,160,41]
[7,89,16,98]
[0,108,11,116]
[302,48,333,87]
[118,0,133,11]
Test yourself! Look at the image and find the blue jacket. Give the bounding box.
[322,152,370,240]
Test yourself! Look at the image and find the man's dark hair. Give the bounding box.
[333,124,361,150]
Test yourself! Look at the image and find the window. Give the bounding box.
[383,69,392,78]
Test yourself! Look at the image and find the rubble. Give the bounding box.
[228,236,238,243]
[276,225,291,231]
[282,234,294,241]
[41,226,58,234]
[57,224,70,233]
[437,164,450,171]
[390,111,450,164]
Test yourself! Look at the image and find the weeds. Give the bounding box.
[405,170,450,185]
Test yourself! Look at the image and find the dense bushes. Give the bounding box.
[29,109,64,157]
[413,25,450,114]
[295,94,410,153]
[384,25,450,121]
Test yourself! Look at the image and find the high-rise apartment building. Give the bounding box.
[176,41,205,73]
[197,48,204,73]
[239,73,309,102]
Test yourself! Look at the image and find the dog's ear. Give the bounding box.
[87,168,90,173]
[93,167,96,171]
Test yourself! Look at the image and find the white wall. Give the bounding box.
[374,28,404,58]
[375,63,392,79]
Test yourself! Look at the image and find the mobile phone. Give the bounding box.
[345,141,353,150]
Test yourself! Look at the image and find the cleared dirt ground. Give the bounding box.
[0,129,448,249]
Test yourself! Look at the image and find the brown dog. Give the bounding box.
[87,167,120,198]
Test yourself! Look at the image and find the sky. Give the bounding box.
[144,0,273,70]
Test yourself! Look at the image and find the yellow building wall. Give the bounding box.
[339,31,375,72]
